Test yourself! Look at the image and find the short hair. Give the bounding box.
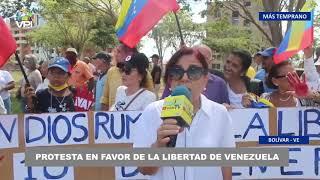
[164,47,208,84]
[24,54,38,71]
[230,49,252,73]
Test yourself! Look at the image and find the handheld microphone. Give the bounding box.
[160,85,193,147]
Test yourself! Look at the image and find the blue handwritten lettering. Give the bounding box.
[95,112,111,139]
[280,148,303,175]
[121,167,139,177]
[0,118,16,142]
[125,113,141,139]
[277,110,303,136]
[43,167,68,179]
[26,116,46,143]
[72,113,88,142]
[249,166,267,175]
[315,148,320,175]
[52,115,71,144]
[304,109,320,138]
[243,113,268,139]
[110,114,125,139]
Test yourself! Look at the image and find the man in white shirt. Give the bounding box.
[0,70,15,114]
[0,96,7,114]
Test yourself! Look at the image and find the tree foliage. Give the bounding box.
[27,0,118,55]
[184,0,314,46]
[0,0,35,18]
[149,10,205,64]
[204,18,265,54]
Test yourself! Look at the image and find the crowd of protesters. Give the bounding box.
[1,43,320,115]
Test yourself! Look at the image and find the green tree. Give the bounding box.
[184,0,314,46]
[149,10,204,64]
[90,15,118,50]
[204,18,261,54]
[27,22,64,58]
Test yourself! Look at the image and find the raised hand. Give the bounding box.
[287,72,309,97]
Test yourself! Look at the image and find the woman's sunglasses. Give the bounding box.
[119,65,134,75]
[168,65,207,81]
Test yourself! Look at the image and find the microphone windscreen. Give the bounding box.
[171,85,192,100]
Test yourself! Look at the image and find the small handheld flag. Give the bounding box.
[115,0,179,48]
[273,0,317,64]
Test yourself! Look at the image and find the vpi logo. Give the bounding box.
[15,7,34,28]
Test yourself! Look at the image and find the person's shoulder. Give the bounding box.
[36,88,49,97]
[143,89,156,98]
[143,99,164,112]
[201,95,228,113]
[117,85,127,92]
[211,73,225,83]
[108,66,120,74]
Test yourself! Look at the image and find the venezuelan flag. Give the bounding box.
[115,0,179,48]
[273,0,317,64]
[0,17,17,68]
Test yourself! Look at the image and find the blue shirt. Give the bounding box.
[95,74,107,111]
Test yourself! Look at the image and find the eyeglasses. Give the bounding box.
[168,65,207,81]
[119,65,137,75]
[275,75,287,79]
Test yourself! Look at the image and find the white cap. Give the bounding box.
[66,48,78,55]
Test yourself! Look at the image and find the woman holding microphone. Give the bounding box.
[136,47,235,180]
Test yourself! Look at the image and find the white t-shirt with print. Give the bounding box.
[0,70,14,100]
[110,86,156,111]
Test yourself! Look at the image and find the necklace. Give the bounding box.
[49,90,67,112]
[279,95,292,102]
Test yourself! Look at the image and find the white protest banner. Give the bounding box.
[0,115,19,149]
[229,108,269,142]
[277,107,320,140]
[94,111,142,144]
[233,146,320,179]
[13,153,74,180]
[24,112,89,147]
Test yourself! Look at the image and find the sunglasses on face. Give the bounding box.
[119,65,136,75]
[275,75,287,79]
[168,65,207,81]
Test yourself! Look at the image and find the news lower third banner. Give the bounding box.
[25,147,289,167]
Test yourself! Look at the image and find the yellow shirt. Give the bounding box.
[100,66,154,108]
[246,66,256,79]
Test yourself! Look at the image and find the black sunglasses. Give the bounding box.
[275,75,287,79]
[119,64,134,75]
[168,65,207,81]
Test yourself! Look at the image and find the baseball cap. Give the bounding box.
[92,52,111,63]
[48,57,71,73]
[257,47,276,57]
[66,48,78,55]
[150,54,160,59]
[123,53,149,72]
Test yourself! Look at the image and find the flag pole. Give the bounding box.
[15,52,30,85]
[173,12,185,46]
